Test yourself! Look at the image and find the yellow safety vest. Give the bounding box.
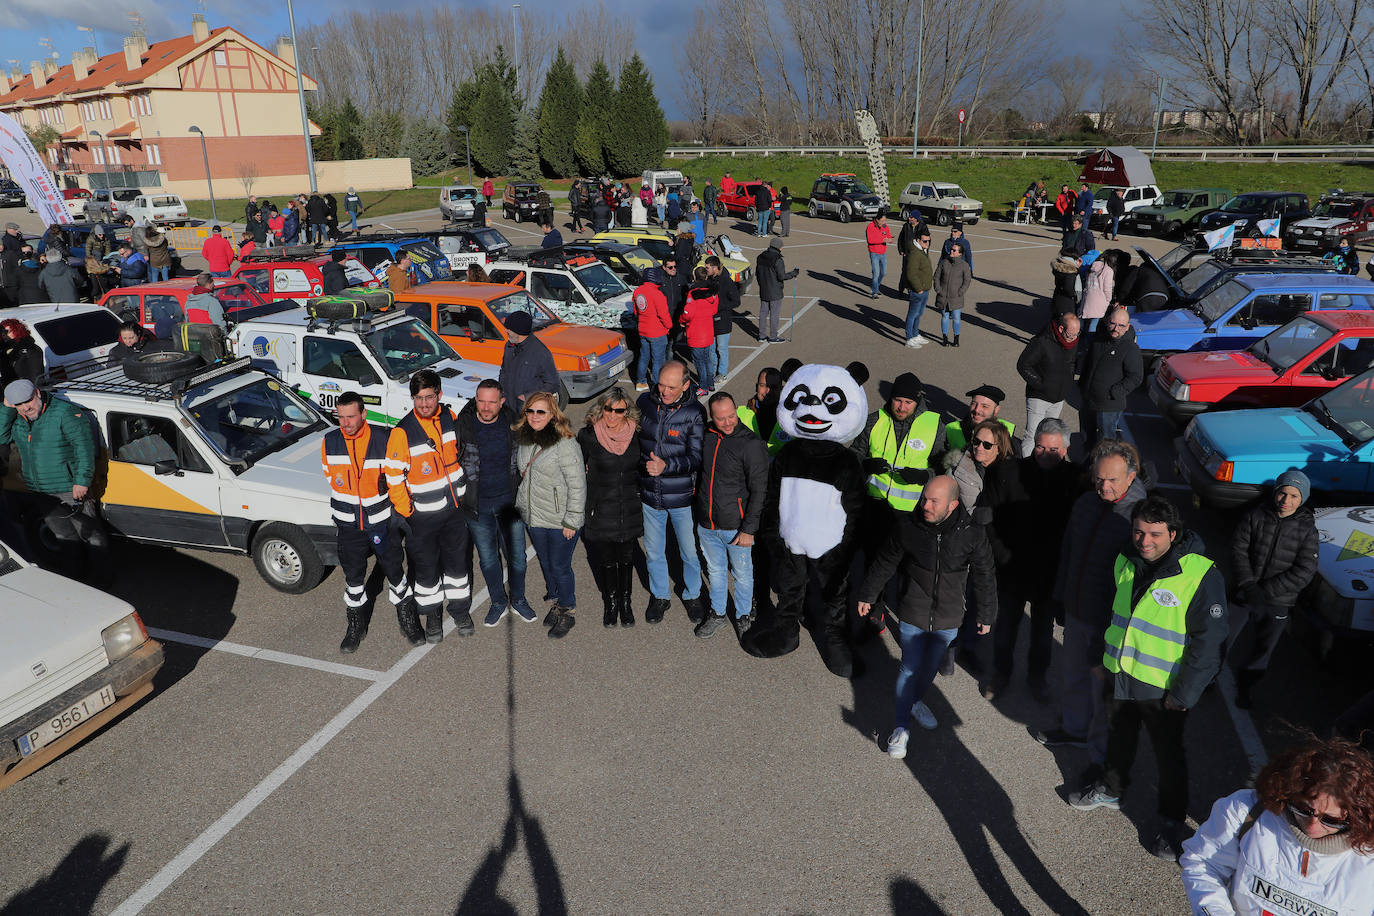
[736,403,787,456]
[1102,553,1212,690]
[945,417,1016,452]
[865,410,940,510]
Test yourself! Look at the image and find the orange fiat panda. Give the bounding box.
[393,281,631,402]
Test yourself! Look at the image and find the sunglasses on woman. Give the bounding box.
[525,408,549,416]
[1287,800,1349,831]
[975,438,997,451]
[604,406,628,414]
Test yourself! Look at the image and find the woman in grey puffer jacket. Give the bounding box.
[514,392,587,638]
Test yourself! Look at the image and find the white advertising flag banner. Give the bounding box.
[0,110,71,227]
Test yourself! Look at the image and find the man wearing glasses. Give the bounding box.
[1068,495,1228,862]
[1079,305,1143,447]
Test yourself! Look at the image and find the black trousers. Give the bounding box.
[336,524,408,609]
[773,549,851,637]
[1226,601,1289,679]
[406,508,471,615]
[992,588,1055,680]
[1102,697,1189,822]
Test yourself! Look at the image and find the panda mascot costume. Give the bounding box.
[742,359,869,678]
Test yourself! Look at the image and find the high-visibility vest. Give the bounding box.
[322,423,392,529]
[865,410,941,510]
[736,403,787,456]
[1103,552,1213,690]
[945,417,1015,452]
[384,407,465,516]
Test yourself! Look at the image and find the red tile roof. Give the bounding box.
[59,126,83,140]
[107,121,139,138]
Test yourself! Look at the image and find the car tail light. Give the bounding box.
[1213,461,1233,482]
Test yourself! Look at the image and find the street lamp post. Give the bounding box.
[457,125,471,186]
[512,4,521,100]
[88,130,108,192]
[188,125,217,223]
[285,0,317,193]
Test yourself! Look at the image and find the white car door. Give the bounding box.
[298,333,389,419]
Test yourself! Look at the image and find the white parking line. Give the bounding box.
[146,628,384,682]
[1215,668,1269,772]
[719,298,820,387]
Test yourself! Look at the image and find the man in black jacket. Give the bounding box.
[638,360,707,624]
[694,393,769,639]
[1068,495,1228,862]
[705,255,739,383]
[1079,306,1143,446]
[752,182,772,237]
[1105,188,1126,240]
[1227,469,1319,708]
[306,193,328,245]
[858,475,996,756]
[497,311,558,407]
[1059,214,1095,263]
[321,250,349,295]
[457,380,536,625]
[1016,313,1080,457]
[755,238,798,343]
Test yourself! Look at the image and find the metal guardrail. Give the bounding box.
[665,145,1374,162]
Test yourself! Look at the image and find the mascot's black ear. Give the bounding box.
[846,361,870,386]
[780,358,803,382]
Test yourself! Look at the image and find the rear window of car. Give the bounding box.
[113,190,140,202]
[33,310,121,355]
[151,197,180,208]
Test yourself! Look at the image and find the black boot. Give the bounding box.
[396,597,425,647]
[617,563,636,627]
[601,565,618,628]
[953,334,960,347]
[549,607,576,639]
[424,611,444,644]
[340,606,366,654]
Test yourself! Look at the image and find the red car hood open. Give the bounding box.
[1163,349,1276,387]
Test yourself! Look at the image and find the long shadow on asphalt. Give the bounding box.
[819,300,906,346]
[0,832,129,915]
[890,876,949,915]
[454,620,567,915]
[842,641,1091,916]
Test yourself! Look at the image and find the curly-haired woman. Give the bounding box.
[1181,736,1374,912]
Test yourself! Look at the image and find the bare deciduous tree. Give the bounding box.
[1263,0,1364,139]
[675,9,725,143]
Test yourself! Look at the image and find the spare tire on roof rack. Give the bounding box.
[123,350,204,384]
[307,289,395,320]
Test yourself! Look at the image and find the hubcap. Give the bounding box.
[261,538,302,585]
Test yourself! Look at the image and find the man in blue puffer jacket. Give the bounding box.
[637,359,706,625]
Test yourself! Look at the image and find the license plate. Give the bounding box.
[1297,239,1318,246]
[606,358,626,376]
[17,685,116,756]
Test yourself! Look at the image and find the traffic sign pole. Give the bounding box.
[957,108,966,148]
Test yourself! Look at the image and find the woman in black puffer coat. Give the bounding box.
[578,386,644,628]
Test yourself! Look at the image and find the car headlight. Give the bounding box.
[1326,228,1341,237]
[102,612,149,663]
[1169,378,1190,400]
[586,352,600,369]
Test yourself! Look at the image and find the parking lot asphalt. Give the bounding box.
[0,203,1358,914]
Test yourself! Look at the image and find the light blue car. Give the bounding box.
[1133,273,1374,361]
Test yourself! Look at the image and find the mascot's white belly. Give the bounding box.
[779,477,847,558]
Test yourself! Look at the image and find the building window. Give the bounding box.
[146,143,161,165]
[93,145,104,165]
[135,94,152,116]
[100,99,112,119]
[214,49,227,66]
[108,145,120,165]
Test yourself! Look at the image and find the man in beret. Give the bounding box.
[945,384,1016,453]
[497,311,558,408]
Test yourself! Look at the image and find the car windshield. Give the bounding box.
[620,246,657,271]
[514,186,539,200]
[1163,191,1192,207]
[1249,315,1334,372]
[183,377,323,466]
[489,290,559,330]
[1154,243,1195,274]
[452,188,476,201]
[1306,371,1374,446]
[1314,201,1359,218]
[1222,195,1268,214]
[1178,261,1225,296]
[469,228,510,252]
[941,185,967,198]
[362,318,459,379]
[838,179,874,195]
[1195,279,1249,324]
[342,259,376,286]
[213,282,269,312]
[575,263,629,303]
[636,237,672,261]
[402,241,450,280]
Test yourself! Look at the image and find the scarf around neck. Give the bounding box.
[593,417,635,455]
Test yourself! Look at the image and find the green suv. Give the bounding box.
[1129,188,1231,238]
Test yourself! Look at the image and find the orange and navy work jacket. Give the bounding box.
[321,423,392,530]
[385,407,466,517]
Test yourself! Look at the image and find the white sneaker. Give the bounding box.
[911,701,938,730]
[887,727,910,758]
[904,337,923,348]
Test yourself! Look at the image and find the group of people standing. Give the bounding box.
[865,211,974,349]
[243,190,358,247]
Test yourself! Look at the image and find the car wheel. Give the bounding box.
[807,202,819,218]
[252,522,325,594]
[1165,220,1182,237]
[558,380,570,409]
[714,201,725,218]
[839,205,851,223]
[746,206,757,221]
[899,207,910,221]
[936,210,951,226]
[122,350,203,383]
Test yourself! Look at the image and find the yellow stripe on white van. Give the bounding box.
[103,462,217,514]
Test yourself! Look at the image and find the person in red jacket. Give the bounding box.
[481,177,495,206]
[719,172,736,196]
[237,236,256,262]
[200,225,236,278]
[634,267,673,393]
[1055,184,1077,231]
[682,266,719,397]
[865,213,894,299]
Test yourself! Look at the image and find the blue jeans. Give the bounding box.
[1084,409,1124,444]
[149,266,170,282]
[894,622,958,730]
[870,252,886,295]
[713,331,730,378]
[905,289,929,340]
[707,202,718,224]
[465,504,527,606]
[642,503,701,600]
[528,526,579,609]
[348,212,359,232]
[940,309,962,336]
[312,224,326,245]
[697,526,753,618]
[638,334,668,386]
[1109,215,1120,237]
[756,211,769,236]
[692,346,714,390]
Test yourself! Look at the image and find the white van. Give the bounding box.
[641,169,685,196]
[439,185,480,223]
[124,193,190,226]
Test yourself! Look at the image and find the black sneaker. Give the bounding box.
[424,613,443,644]
[1029,726,1089,748]
[735,613,754,637]
[645,597,671,624]
[1148,819,1187,862]
[454,611,475,637]
[682,596,706,624]
[549,610,576,639]
[543,608,561,627]
[938,650,956,677]
[1067,782,1121,812]
[695,614,728,639]
[1028,674,1051,705]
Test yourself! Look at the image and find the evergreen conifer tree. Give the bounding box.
[536,48,582,177]
[607,55,668,177]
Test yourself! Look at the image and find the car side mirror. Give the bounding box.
[357,372,380,387]
[1321,365,1340,382]
[1239,316,1257,330]
[154,458,182,476]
